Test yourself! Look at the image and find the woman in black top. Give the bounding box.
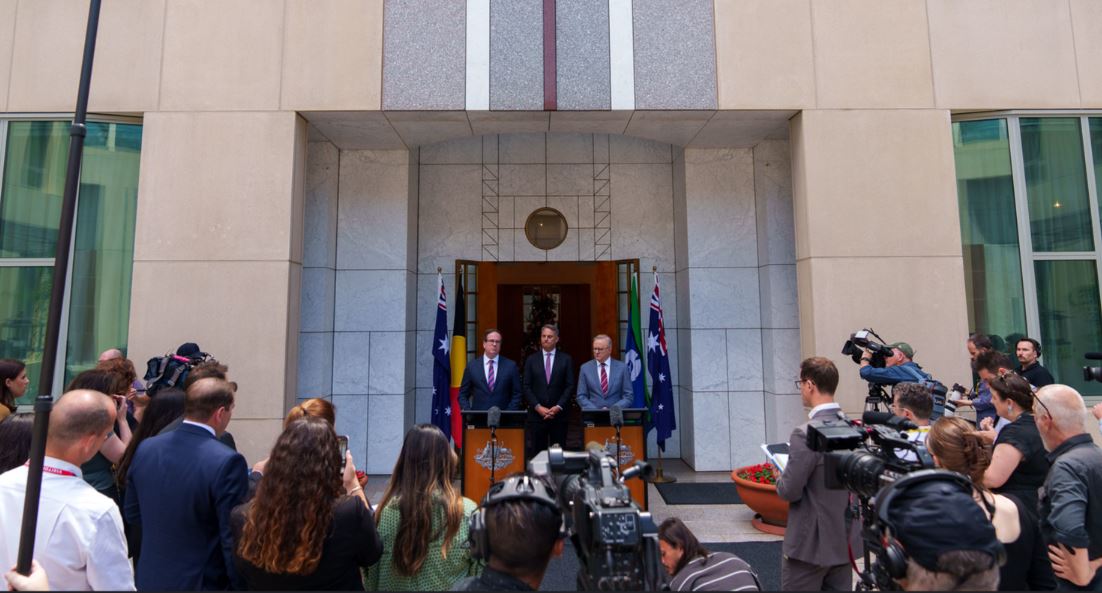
[234,416,382,590]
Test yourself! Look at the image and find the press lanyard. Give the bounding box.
[24,462,77,477]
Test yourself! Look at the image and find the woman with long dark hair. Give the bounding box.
[67,369,133,500]
[658,518,760,591]
[364,424,479,591]
[0,412,34,473]
[234,416,381,590]
[0,359,28,421]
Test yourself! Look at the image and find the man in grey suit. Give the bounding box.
[776,356,853,591]
[576,334,633,410]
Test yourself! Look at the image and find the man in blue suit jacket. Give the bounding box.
[125,378,248,591]
[458,328,522,411]
[577,334,634,410]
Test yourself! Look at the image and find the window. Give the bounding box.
[953,115,1102,395]
[0,119,142,400]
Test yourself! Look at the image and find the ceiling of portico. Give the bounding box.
[302,110,793,150]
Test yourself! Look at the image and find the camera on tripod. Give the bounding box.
[842,329,893,368]
[528,445,661,591]
[807,414,936,590]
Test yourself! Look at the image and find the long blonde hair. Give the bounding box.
[375,424,463,576]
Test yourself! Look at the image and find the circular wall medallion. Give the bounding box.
[524,207,569,250]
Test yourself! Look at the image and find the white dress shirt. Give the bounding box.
[807,402,841,420]
[0,457,135,591]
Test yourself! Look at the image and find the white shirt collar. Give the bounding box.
[543,349,556,357]
[808,402,841,420]
[484,355,499,365]
[595,358,609,367]
[42,455,82,478]
[182,419,216,437]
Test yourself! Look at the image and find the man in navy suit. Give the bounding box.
[458,328,522,412]
[522,324,576,460]
[124,378,248,591]
[577,334,634,410]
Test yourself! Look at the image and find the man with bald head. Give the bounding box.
[125,378,248,590]
[0,390,135,590]
[1034,384,1102,589]
[98,348,123,362]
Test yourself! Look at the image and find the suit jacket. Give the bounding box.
[522,349,576,420]
[124,423,249,590]
[576,358,634,410]
[775,405,853,567]
[159,415,238,450]
[458,356,522,411]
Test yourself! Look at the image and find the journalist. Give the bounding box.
[859,342,931,386]
[958,350,1015,430]
[776,357,854,591]
[658,518,760,591]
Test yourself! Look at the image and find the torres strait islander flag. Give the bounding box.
[449,275,467,447]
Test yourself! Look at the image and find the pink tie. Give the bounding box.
[487,359,495,391]
[600,363,608,394]
[545,353,552,383]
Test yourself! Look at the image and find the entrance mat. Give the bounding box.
[539,540,782,591]
[655,481,743,505]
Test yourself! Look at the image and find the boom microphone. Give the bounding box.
[487,406,501,429]
[1085,352,1102,360]
[861,411,917,431]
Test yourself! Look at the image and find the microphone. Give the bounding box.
[861,410,917,431]
[487,406,501,429]
[620,461,654,482]
[609,405,624,428]
[1085,353,1102,360]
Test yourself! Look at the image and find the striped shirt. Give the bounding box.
[668,552,760,591]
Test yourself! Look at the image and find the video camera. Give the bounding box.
[808,413,935,590]
[528,445,661,591]
[1083,352,1102,383]
[842,329,896,410]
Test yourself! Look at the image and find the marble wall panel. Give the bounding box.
[609,164,674,269]
[729,391,766,467]
[557,0,611,110]
[490,0,544,110]
[546,231,581,261]
[416,273,455,331]
[689,391,731,470]
[337,150,413,270]
[639,271,677,329]
[417,165,483,273]
[762,328,802,396]
[765,391,805,444]
[545,196,581,228]
[632,0,717,109]
[420,136,484,165]
[672,151,688,272]
[547,134,596,164]
[683,148,757,268]
[727,329,764,392]
[367,395,408,473]
[335,270,409,331]
[300,268,336,332]
[678,386,695,465]
[369,332,408,395]
[753,139,796,266]
[687,330,727,392]
[499,164,548,196]
[676,327,693,390]
[332,333,371,394]
[304,141,339,268]
[513,228,549,262]
[500,133,547,163]
[547,164,594,196]
[498,195,517,230]
[610,135,672,164]
[414,387,433,425]
[759,265,799,330]
[686,268,761,329]
[415,330,434,389]
[333,395,369,465]
[297,333,334,397]
[382,0,465,109]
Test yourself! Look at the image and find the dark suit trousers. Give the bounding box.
[526,416,568,461]
[781,557,852,591]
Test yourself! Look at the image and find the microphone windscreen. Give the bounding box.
[861,411,894,425]
[1085,352,1102,361]
[610,405,624,427]
[584,441,604,453]
[487,406,501,428]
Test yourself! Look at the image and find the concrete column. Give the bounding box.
[128,111,307,465]
[790,109,971,413]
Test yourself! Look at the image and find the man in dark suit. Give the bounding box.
[576,334,633,410]
[458,328,522,411]
[522,324,576,460]
[775,357,852,591]
[124,378,248,591]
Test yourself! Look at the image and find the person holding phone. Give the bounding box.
[233,416,381,590]
[67,368,134,502]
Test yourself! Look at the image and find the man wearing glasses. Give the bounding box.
[458,328,522,411]
[576,334,633,410]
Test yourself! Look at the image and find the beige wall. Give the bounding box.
[127,111,307,464]
[790,109,972,413]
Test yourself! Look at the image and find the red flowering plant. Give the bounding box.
[736,463,778,485]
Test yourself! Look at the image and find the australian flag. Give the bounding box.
[430,274,452,442]
[646,272,676,451]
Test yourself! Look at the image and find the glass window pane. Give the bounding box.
[1091,118,1102,228]
[1020,117,1093,252]
[0,266,53,402]
[952,119,1027,343]
[63,122,143,385]
[0,121,69,258]
[1034,259,1102,396]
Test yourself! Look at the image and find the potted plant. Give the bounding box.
[731,463,788,536]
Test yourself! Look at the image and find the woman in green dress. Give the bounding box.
[364,424,481,591]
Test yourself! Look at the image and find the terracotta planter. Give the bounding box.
[731,467,789,536]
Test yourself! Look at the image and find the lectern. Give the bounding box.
[460,410,526,505]
[581,407,648,510]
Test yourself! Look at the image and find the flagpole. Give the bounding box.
[647,266,677,484]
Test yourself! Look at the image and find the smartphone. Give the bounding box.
[337,435,349,470]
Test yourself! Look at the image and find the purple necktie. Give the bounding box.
[600,363,608,394]
[545,352,552,383]
[487,359,495,391]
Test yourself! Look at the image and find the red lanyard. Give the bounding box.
[24,462,77,477]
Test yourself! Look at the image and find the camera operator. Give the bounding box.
[859,342,932,388]
[880,474,1004,591]
[776,357,854,591]
[457,474,565,591]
